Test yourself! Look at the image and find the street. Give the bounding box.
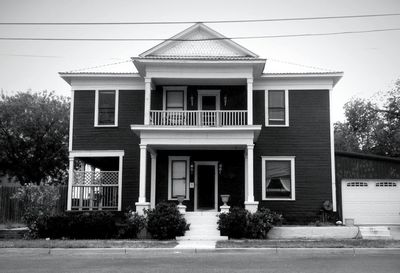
[0,249,399,273]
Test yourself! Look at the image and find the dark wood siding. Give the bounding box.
[254,90,332,223]
[72,90,144,209]
[335,152,400,220]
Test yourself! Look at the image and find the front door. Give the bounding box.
[195,162,218,210]
[198,90,220,126]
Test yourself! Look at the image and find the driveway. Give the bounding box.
[0,249,399,273]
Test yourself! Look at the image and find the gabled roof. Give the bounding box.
[139,23,259,59]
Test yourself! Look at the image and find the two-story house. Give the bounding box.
[60,23,342,223]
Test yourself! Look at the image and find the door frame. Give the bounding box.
[194,161,218,211]
[197,90,220,110]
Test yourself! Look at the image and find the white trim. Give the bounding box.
[194,161,218,211]
[118,155,123,211]
[67,156,74,210]
[150,152,157,209]
[163,86,187,110]
[94,89,119,127]
[70,150,125,157]
[197,90,221,110]
[247,78,253,125]
[68,89,74,152]
[329,89,337,211]
[168,156,190,200]
[265,90,289,127]
[261,156,296,201]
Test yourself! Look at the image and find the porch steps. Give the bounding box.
[177,211,228,241]
[359,226,392,240]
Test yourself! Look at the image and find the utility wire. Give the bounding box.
[0,13,399,25]
[0,27,399,41]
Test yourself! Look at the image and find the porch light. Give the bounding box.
[218,162,223,175]
[190,162,194,175]
[223,94,227,107]
[190,95,194,106]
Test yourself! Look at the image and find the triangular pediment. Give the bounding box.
[140,23,258,58]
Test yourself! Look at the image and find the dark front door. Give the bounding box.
[197,165,215,210]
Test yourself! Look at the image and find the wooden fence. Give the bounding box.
[0,186,68,223]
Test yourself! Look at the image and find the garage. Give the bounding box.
[336,151,400,225]
[341,179,400,225]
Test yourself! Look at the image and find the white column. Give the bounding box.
[247,78,253,125]
[144,77,152,125]
[118,155,123,211]
[150,152,157,209]
[67,156,74,210]
[244,150,248,200]
[136,144,150,214]
[244,144,259,212]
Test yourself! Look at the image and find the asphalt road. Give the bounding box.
[0,249,399,273]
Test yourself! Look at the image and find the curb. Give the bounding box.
[0,247,399,256]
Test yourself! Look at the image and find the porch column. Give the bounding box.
[136,144,150,215]
[247,78,253,125]
[67,156,74,210]
[150,151,157,209]
[144,77,152,125]
[244,144,259,212]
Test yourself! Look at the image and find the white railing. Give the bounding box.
[150,110,248,126]
[71,171,119,211]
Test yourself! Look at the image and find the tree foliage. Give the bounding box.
[0,91,69,185]
[335,80,400,157]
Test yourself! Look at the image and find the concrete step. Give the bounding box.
[359,226,392,240]
[179,211,226,241]
[177,235,228,241]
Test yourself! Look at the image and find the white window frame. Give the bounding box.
[163,86,187,111]
[94,89,119,127]
[265,89,289,127]
[197,90,221,110]
[168,156,190,200]
[261,156,295,201]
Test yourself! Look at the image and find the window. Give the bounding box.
[262,156,295,200]
[168,156,190,199]
[347,182,368,187]
[163,86,187,111]
[95,90,119,126]
[265,90,289,126]
[376,181,397,187]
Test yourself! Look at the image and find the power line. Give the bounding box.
[0,27,399,41]
[0,13,399,25]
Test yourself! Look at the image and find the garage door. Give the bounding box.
[342,180,400,225]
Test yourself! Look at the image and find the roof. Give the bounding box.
[139,23,259,59]
[335,151,400,163]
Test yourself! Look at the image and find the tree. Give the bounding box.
[334,80,400,157]
[0,91,69,185]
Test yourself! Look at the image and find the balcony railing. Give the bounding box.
[150,110,248,126]
[71,171,119,211]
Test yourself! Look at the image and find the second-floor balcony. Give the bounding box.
[150,110,248,126]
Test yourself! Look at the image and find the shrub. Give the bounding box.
[33,211,145,239]
[11,183,60,229]
[217,207,248,239]
[217,207,283,239]
[145,202,190,240]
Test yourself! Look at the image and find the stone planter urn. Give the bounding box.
[220,194,230,213]
[176,195,186,215]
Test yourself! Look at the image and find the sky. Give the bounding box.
[0,0,399,122]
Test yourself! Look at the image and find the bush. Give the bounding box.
[32,211,145,239]
[145,202,190,240]
[11,183,60,229]
[217,207,283,239]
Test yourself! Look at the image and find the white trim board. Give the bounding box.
[261,156,296,201]
[68,89,74,152]
[194,161,219,211]
[70,150,125,157]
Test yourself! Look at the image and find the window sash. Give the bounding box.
[262,157,295,200]
[98,90,116,125]
[171,160,187,198]
[268,90,285,125]
[166,91,184,111]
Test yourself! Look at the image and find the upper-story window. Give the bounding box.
[265,90,289,126]
[163,86,187,111]
[95,90,119,127]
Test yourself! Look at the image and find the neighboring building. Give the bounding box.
[336,151,400,225]
[60,23,342,222]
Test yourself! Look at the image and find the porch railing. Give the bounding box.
[71,171,119,211]
[150,110,248,126]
